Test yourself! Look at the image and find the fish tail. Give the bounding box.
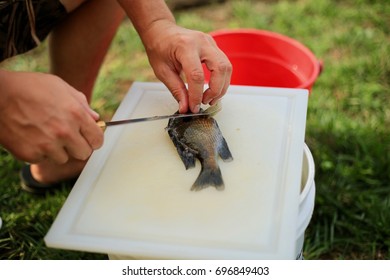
[191,166,224,191]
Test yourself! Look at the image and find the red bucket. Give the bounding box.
[204,29,322,92]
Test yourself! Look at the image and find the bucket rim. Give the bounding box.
[209,28,321,90]
[300,143,315,203]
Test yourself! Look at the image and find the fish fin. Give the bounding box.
[218,137,233,162]
[179,148,196,169]
[191,166,225,191]
[167,129,196,169]
[211,121,233,162]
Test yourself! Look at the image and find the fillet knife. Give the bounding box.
[96,102,222,129]
[96,112,207,129]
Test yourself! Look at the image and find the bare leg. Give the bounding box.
[51,0,125,101]
[31,0,125,184]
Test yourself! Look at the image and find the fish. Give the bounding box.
[166,104,233,191]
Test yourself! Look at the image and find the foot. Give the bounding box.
[20,159,87,194]
[30,158,87,184]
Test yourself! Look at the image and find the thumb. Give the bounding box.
[159,69,190,113]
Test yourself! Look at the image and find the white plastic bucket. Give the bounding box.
[109,144,315,260]
[295,143,316,259]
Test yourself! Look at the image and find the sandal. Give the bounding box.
[20,164,78,195]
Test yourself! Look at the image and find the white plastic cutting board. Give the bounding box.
[45,82,308,259]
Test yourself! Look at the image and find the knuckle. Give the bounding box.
[176,33,196,47]
[170,87,185,101]
[188,69,205,83]
[223,60,233,73]
[215,60,232,74]
[203,33,214,41]
[37,142,68,164]
[195,31,213,44]
[49,73,64,84]
[37,141,55,155]
[78,92,88,102]
[177,31,209,49]
[69,104,83,119]
[154,65,173,81]
[54,125,71,140]
[55,155,69,165]
[24,150,44,163]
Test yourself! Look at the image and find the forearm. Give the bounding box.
[117,0,176,43]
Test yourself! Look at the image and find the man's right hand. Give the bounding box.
[0,70,104,164]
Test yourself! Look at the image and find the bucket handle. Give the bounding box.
[318,60,324,75]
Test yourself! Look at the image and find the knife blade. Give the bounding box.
[97,111,209,129]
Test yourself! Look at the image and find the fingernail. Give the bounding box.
[209,98,220,106]
[178,101,185,113]
[203,98,211,105]
[192,104,200,113]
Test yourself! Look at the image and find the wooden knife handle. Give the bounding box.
[96,120,107,130]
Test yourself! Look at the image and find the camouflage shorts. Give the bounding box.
[0,0,67,62]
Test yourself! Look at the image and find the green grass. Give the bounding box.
[1,0,389,259]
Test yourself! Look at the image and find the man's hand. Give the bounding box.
[119,0,232,113]
[0,71,104,164]
[143,22,232,113]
